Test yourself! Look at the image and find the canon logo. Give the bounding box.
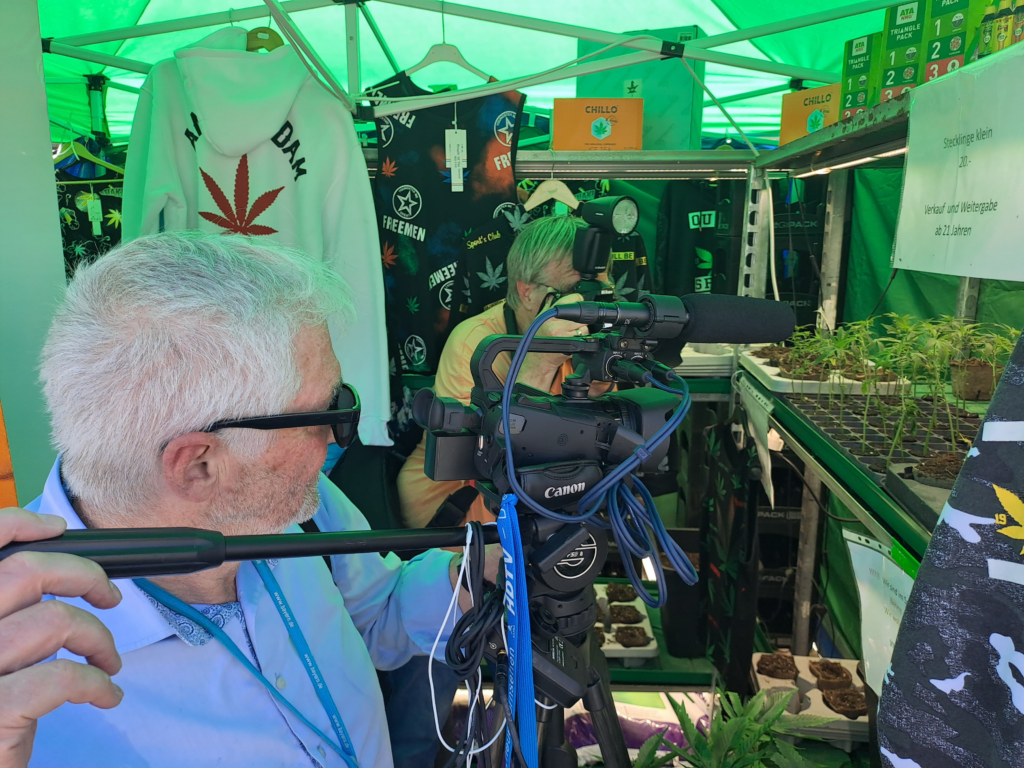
[544,482,586,499]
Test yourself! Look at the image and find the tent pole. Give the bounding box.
[263,0,355,112]
[703,84,791,108]
[688,0,894,50]
[372,50,665,118]
[44,41,152,74]
[47,77,141,94]
[345,4,361,96]
[371,0,836,83]
[360,3,400,75]
[54,0,335,48]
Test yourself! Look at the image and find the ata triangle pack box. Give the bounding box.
[552,99,644,151]
[840,32,883,119]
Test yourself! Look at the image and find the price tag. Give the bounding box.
[86,196,103,236]
[445,128,467,193]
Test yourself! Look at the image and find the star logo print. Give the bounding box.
[392,185,422,220]
[494,111,516,147]
[378,117,395,148]
[438,280,453,311]
[404,335,427,367]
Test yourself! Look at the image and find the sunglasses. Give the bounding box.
[205,383,361,449]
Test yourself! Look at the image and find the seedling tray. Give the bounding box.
[751,654,868,749]
[739,352,902,395]
[884,463,950,533]
[782,394,980,486]
[594,584,659,665]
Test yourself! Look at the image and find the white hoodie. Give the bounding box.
[123,28,390,446]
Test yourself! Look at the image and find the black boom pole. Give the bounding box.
[0,526,501,579]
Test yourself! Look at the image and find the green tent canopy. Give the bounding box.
[38,0,888,144]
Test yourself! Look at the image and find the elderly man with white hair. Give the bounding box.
[5,231,497,768]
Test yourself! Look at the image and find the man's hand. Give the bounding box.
[517,293,588,390]
[0,509,124,768]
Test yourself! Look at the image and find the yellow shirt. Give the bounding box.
[397,301,575,528]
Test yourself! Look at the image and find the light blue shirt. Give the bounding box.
[28,459,459,768]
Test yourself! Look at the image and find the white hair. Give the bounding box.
[41,232,352,515]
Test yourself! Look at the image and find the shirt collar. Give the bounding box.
[36,458,180,654]
[36,458,300,655]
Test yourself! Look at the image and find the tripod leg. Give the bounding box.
[582,637,630,768]
[536,696,576,768]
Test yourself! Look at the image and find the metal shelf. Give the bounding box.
[753,93,911,173]
[362,149,756,180]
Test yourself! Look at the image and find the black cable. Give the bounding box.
[772,453,860,653]
[795,197,824,283]
[868,268,899,318]
[494,656,528,768]
[446,523,504,679]
[775,452,859,523]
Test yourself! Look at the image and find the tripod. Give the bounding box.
[480,494,631,768]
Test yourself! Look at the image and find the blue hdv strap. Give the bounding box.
[496,494,538,768]
[135,565,359,768]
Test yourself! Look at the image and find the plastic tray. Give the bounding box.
[750,653,869,744]
[594,584,659,665]
[739,351,901,395]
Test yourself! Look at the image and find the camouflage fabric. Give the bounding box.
[879,336,1024,767]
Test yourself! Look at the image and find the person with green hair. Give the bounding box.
[397,215,612,529]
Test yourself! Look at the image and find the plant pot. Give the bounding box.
[809,659,853,690]
[756,652,798,681]
[950,360,1001,401]
[911,452,964,490]
[822,689,868,719]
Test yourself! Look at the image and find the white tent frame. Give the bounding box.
[46,0,896,112]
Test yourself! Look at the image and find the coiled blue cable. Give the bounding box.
[498,310,699,607]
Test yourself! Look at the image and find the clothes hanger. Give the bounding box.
[53,141,125,176]
[246,26,285,52]
[523,179,579,212]
[406,43,489,80]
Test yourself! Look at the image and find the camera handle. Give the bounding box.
[469,335,601,394]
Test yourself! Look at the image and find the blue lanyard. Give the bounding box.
[495,494,538,768]
[135,562,359,768]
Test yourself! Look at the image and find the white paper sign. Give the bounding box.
[844,530,914,694]
[893,45,1024,280]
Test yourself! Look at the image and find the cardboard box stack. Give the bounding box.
[923,0,988,81]
[840,32,883,118]
[880,1,927,102]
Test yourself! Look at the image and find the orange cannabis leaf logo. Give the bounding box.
[381,242,397,269]
[199,154,284,236]
[381,157,397,178]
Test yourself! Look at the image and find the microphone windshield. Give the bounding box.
[678,294,796,345]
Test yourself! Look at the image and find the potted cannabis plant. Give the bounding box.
[632,688,835,768]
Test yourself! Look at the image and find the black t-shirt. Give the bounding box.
[369,73,524,377]
[369,73,524,447]
[56,175,124,281]
[449,203,536,328]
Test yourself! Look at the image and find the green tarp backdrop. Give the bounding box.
[38,0,888,143]
[844,169,1024,329]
